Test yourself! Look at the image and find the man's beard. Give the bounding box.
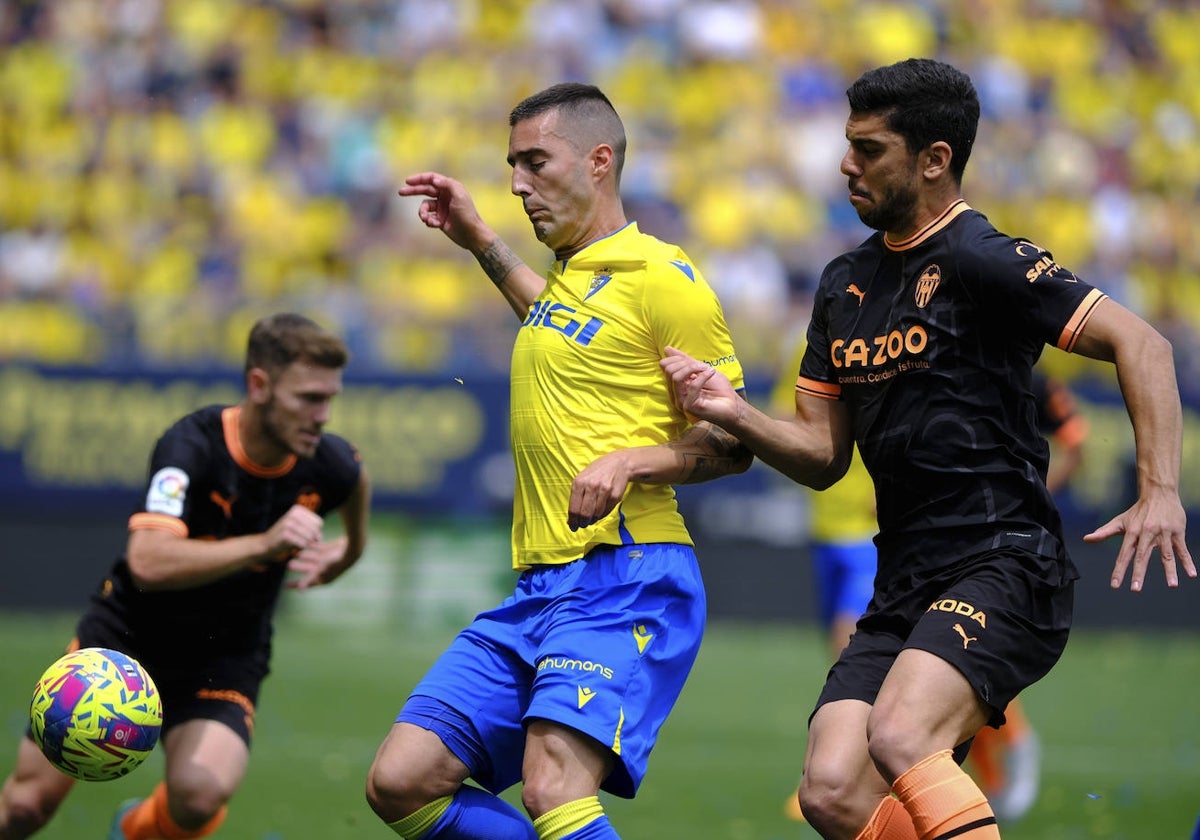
[856,180,919,234]
[261,397,310,458]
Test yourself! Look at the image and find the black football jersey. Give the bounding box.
[90,404,361,652]
[799,201,1106,581]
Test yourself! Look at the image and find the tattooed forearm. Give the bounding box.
[668,422,753,483]
[476,239,524,288]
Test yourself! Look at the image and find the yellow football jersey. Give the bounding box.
[509,223,744,569]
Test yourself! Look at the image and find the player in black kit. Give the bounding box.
[0,313,370,840]
[662,58,1193,840]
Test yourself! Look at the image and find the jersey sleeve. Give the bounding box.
[128,414,213,537]
[313,434,363,513]
[961,230,1108,351]
[796,263,842,400]
[644,254,745,391]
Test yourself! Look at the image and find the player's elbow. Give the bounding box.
[125,556,170,591]
[728,443,754,475]
[125,531,178,590]
[806,473,840,491]
[801,451,852,491]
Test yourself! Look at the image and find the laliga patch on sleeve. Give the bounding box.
[146,467,190,517]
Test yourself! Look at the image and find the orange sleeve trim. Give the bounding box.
[128,512,189,537]
[1057,289,1108,353]
[796,376,841,400]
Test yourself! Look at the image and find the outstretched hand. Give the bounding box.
[1084,490,1195,591]
[398,172,486,251]
[659,346,741,427]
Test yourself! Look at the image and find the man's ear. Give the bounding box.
[590,143,614,178]
[246,367,271,405]
[922,141,952,181]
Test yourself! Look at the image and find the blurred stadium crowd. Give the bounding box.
[1,0,1198,388]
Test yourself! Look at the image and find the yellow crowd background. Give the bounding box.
[2,0,1198,388]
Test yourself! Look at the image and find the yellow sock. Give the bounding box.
[387,795,453,839]
[893,750,999,839]
[532,796,604,840]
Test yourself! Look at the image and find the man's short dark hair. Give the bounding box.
[847,58,980,183]
[245,313,348,376]
[510,82,627,183]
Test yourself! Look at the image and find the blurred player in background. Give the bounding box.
[365,82,751,840]
[663,57,1192,840]
[1031,369,1089,499]
[0,313,370,840]
[968,366,1089,822]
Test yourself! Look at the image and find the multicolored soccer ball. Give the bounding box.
[29,647,163,781]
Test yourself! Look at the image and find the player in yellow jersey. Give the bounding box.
[365,83,752,840]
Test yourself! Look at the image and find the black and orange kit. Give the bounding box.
[72,404,361,743]
[797,200,1108,720]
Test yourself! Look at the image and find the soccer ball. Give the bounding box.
[29,647,163,781]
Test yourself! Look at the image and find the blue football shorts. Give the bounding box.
[812,540,877,629]
[397,542,706,799]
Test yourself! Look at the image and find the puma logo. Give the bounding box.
[210,491,235,518]
[952,623,977,649]
[846,284,866,305]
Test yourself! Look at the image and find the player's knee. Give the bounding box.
[519,770,571,819]
[0,783,63,836]
[365,749,454,823]
[165,775,234,831]
[797,769,861,835]
[865,713,931,781]
[168,791,228,831]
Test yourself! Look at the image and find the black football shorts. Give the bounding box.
[814,546,1073,728]
[71,612,269,746]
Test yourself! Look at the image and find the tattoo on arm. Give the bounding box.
[476,240,523,288]
[668,423,752,484]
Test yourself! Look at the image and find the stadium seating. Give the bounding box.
[1,0,1197,378]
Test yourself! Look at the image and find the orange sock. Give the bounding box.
[968,726,1003,792]
[969,697,1033,791]
[893,750,1000,839]
[121,782,228,840]
[999,698,1030,746]
[853,796,919,840]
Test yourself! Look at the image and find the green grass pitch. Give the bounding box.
[1,612,1196,839]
